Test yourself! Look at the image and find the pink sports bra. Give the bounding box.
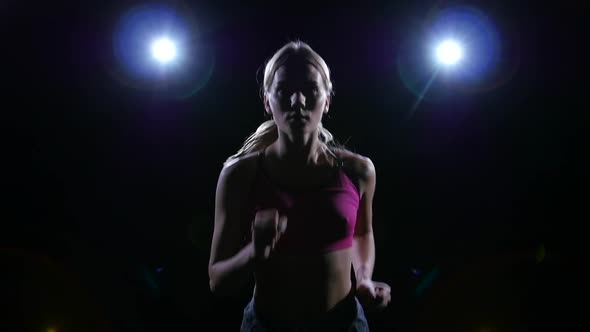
[248,147,361,255]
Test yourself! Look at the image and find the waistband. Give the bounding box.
[253,287,358,331]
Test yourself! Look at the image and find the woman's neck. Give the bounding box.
[272,133,324,167]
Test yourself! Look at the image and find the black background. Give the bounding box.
[2,0,586,331]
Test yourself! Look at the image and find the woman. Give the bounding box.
[208,41,391,331]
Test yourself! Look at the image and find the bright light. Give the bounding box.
[436,40,463,66]
[151,37,176,63]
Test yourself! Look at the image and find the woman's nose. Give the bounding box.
[290,91,306,108]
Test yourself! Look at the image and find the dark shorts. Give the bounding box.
[239,292,370,332]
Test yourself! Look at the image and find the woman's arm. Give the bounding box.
[351,156,376,283]
[208,157,257,296]
[350,155,391,310]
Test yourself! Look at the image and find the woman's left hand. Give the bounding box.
[356,279,391,311]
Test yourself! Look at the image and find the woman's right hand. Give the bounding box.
[252,208,288,262]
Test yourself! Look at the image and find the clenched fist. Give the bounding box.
[252,208,288,262]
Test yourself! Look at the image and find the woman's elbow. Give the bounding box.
[209,277,230,297]
[209,278,218,294]
[208,265,219,293]
[208,265,227,296]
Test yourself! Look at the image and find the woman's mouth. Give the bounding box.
[289,114,307,121]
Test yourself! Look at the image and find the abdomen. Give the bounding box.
[253,248,353,321]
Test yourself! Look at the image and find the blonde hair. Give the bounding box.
[224,40,345,166]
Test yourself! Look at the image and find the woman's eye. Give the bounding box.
[302,86,317,94]
[275,86,318,96]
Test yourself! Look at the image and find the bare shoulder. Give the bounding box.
[332,148,376,180]
[220,151,260,181]
[215,150,261,222]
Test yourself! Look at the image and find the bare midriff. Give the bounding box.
[253,247,353,322]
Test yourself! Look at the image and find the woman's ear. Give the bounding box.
[324,95,331,113]
[264,93,271,115]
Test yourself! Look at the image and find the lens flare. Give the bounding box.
[151,37,177,63]
[436,40,463,65]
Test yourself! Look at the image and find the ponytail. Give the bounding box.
[224,121,345,167]
[224,120,277,166]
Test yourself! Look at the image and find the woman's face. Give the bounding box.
[265,59,330,135]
